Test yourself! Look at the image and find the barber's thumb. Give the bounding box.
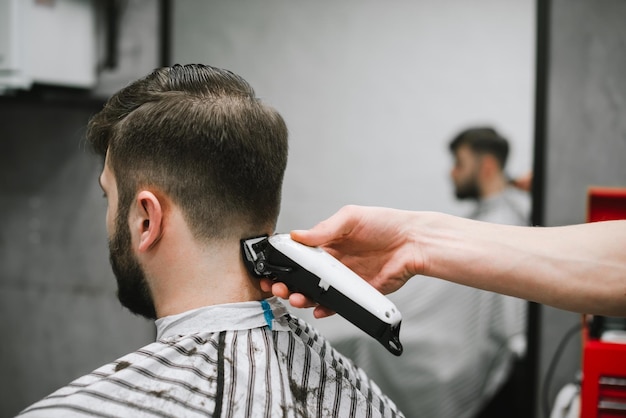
[291,228,334,248]
[290,229,317,246]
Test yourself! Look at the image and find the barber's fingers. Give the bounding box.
[291,205,361,247]
[290,229,318,246]
[267,282,290,299]
[266,282,317,308]
[259,278,276,293]
[287,292,316,309]
[313,304,336,318]
[262,279,338,317]
[287,291,337,318]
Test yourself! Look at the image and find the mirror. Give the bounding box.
[172,1,536,417]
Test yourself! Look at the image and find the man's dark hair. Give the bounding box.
[449,127,509,169]
[87,64,289,240]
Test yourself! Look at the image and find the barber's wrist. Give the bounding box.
[409,211,457,279]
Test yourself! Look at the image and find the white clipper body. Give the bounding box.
[241,234,403,355]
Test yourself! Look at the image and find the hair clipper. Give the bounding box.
[241,234,403,356]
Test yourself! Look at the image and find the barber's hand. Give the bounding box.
[510,171,533,192]
[259,279,320,312]
[261,205,423,317]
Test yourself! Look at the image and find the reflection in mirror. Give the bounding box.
[173,2,535,417]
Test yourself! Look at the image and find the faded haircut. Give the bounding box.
[449,127,509,169]
[87,64,289,240]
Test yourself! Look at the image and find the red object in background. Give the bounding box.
[587,187,626,223]
[580,332,626,418]
[580,187,626,418]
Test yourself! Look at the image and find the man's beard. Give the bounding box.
[109,213,157,320]
[454,171,481,200]
[455,180,480,200]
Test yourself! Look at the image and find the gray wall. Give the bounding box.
[538,0,626,416]
[545,1,626,221]
[0,1,160,416]
[0,100,155,416]
[172,0,536,229]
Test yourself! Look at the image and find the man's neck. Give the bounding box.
[479,175,508,199]
[145,236,267,319]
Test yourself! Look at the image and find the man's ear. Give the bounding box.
[132,190,164,253]
[479,154,499,177]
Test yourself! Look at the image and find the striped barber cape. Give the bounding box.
[18,297,404,418]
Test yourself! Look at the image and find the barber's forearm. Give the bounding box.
[418,214,626,316]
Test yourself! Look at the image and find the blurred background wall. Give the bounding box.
[0,1,161,415]
[536,1,626,417]
[171,0,535,229]
[0,97,155,415]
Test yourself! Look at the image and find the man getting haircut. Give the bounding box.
[18,64,403,418]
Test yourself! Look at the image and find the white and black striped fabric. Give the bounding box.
[18,297,404,418]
